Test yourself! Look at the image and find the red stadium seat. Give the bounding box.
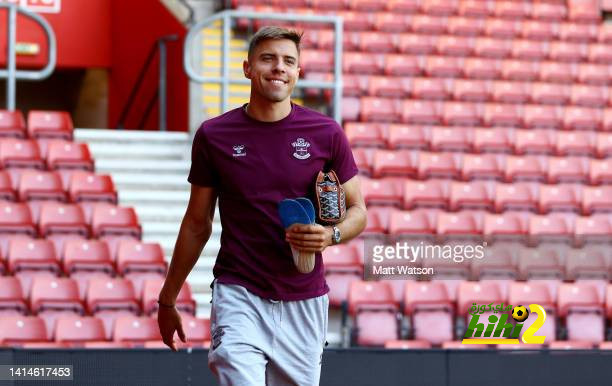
[0,138,44,169]
[505,155,547,182]
[512,40,549,61]
[568,0,601,23]
[471,245,517,278]
[557,282,604,344]
[550,41,588,62]
[336,11,374,31]
[368,76,409,98]
[482,103,523,127]
[494,1,531,19]
[387,0,420,13]
[524,105,563,129]
[113,316,161,345]
[472,128,513,154]
[522,20,559,40]
[452,79,489,102]
[352,148,374,176]
[323,244,362,307]
[424,56,464,78]
[412,15,447,35]
[0,170,16,201]
[449,181,493,211]
[436,211,483,240]
[117,240,166,293]
[404,281,453,344]
[384,54,421,76]
[0,109,26,138]
[38,202,88,238]
[577,63,609,85]
[62,239,114,276]
[570,84,607,108]
[565,247,608,280]
[384,340,432,349]
[574,215,612,245]
[0,316,47,345]
[589,159,612,185]
[556,131,596,157]
[417,151,460,179]
[348,281,399,346]
[360,97,401,122]
[141,278,195,316]
[311,0,346,10]
[442,102,482,126]
[457,281,504,316]
[397,34,436,55]
[365,206,392,234]
[86,277,139,339]
[491,81,528,104]
[0,276,27,315]
[343,52,383,74]
[547,156,589,184]
[387,124,429,150]
[533,2,567,21]
[422,0,458,15]
[596,133,612,157]
[374,12,409,33]
[582,186,612,214]
[46,140,94,171]
[389,208,438,239]
[176,314,211,347]
[26,111,73,140]
[538,184,581,214]
[66,172,117,205]
[528,214,575,244]
[462,153,504,181]
[403,180,449,210]
[518,247,564,279]
[300,50,334,73]
[30,277,84,338]
[342,97,361,122]
[459,0,492,17]
[17,170,65,202]
[495,182,538,212]
[430,127,471,152]
[412,78,450,100]
[542,62,579,86]
[7,238,59,274]
[401,100,441,125]
[465,58,502,80]
[358,32,396,53]
[448,16,484,37]
[515,130,555,155]
[345,122,386,148]
[502,59,539,81]
[55,316,106,346]
[361,177,404,207]
[485,18,521,38]
[508,281,556,344]
[372,150,416,178]
[474,37,512,58]
[531,83,570,106]
[91,204,141,239]
[437,35,474,57]
[563,106,602,131]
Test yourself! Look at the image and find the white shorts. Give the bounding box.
[208,280,329,386]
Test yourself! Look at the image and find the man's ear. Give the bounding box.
[243,60,251,79]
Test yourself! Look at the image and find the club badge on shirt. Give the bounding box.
[292,138,311,160]
[232,144,246,157]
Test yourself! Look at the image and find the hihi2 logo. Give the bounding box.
[462,304,547,345]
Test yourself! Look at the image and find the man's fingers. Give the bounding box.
[289,240,323,248]
[177,324,186,343]
[287,232,325,241]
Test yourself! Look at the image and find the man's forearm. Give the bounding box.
[159,218,212,304]
[333,204,367,244]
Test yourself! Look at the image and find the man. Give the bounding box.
[157,26,367,385]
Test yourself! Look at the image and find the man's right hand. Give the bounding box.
[157,305,187,352]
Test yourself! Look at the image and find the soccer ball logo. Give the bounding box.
[512,305,529,322]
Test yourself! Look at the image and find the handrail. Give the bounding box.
[177,0,195,26]
[183,9,343,123]
[117,34,178,131]
[0,3,57,111]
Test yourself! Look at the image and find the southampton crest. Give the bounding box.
[292,138,311,160]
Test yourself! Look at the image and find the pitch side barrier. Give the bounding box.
[1,348,611,385]
[183,9,343,124]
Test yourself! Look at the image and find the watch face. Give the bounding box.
[333,227,341,243]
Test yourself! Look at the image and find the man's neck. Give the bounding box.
[245,98,292,122]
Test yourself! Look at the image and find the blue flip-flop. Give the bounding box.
[278,199,311,229]
[295,197,315,225]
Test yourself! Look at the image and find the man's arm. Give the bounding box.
[286,175,367,252]
[159,184,217,304]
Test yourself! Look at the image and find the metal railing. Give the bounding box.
[184,9,343,123]
[0,3,56,111]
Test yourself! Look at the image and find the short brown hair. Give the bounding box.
[247,26,303,59]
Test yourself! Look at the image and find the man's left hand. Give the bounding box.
[285,224,333,253]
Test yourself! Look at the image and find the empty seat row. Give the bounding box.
[362,207,611,244]
[385,340,612,350]
[354,151,612,184]
[0,139,93,171]
[300,32,612,61]
[295,17,606,42]
[359,178,612,215]
[302,52,612,85]
[347,124,612,158]
[316,76,612,109]
[342,98,612,131]
[236,1,595,23]
[0,110,73,140]
[0,314,209,348]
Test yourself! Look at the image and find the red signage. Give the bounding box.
[0,0,61,13]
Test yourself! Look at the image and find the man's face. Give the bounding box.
[244,39,300,103]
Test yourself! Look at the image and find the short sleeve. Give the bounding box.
[328,124,359,184]
[187,127,219,187]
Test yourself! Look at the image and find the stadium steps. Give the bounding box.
[75,128,221,317]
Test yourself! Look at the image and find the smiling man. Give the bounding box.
[157,26,367,385]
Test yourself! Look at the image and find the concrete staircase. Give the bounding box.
[75,128,218,317]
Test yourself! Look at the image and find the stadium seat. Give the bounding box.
[533,3,567,21]
[462,154,504,181]
[514,130,555,156]
[505,155,547,182]
[68,172,117,204]
[384,340,432,349]
[557,282,605,344]
[539,61,577,84]
[508,281,556,344]
[0,276,27,315]
[363,206,388,234]
[492,81,528,104]
[417,151,460,180]
[589,159,612,185]
[372,150,416,178]
[387,0,420,13]
[404,281,453,345]
[556,131,596,157]
[0,170,16,201]
[472,128,513,154]
[465,58,502,80]
[412,15,447,35]
[46,141,94,171]
[389,209,438,238]
[449,181,493,211]
[37,202,88,238]
[30,276,84,338]
[26,111,73,140]
[581,186,612,215]
[387,124,428,150]
[0,316,47,345]
[0,138,44,169]
[457,281,504,317]
[91,204,141,239]
[574,215,612,245]
[17,170,65,203]
[343,52,383,74]
[117,240,167,295]
[437,35,474,57]
[373,12,408,33]
[502,59,539,82]
[512,39,549,61]
[323,244,362,307]
[518,246,564,279]
[141,278,195,316]
[550,41,588,62]
[358,32,396,53]
[0,201,35,236]
[113,316,161,345]
[577,63,609,85]
[524,105,563,129]
[353,148,374,176]
[384,54,422,76]
[494,182,538,213]
[361,177,404,207]
[7,238,60,292]
[459,0,491,17]
[565,247,608,280]
[571,84,607,107]
[412,78,451,100]
[529,213,575,244]
[300,50,334,73]
[452,79,489,102]
[522,20,558,40]
[360,97,401,122]
[336,11,374,31]
[401,100,441,125]
[436,211,483,240]
[54,316,106,347]
[348,281,399,346]
[62,238,114,277]
[403,180,449,210]
[483,212,527,244]
[368,76,409,98]
[86,277,140,339]
[0,109,26,138]
[482,103,523,127]
[424,56,463,78]
[538,184,581,214]
[547,156,589,184]
[596,133,612,158]
[471,246,517,279]
[430,127,471,152]
[475,37,512,59]
[563,106,602,131]
[588,43,612,63]
[485,18,521,39]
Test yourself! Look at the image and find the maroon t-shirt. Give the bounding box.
[187,103,358,301]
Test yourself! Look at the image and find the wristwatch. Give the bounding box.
[332,226,341,245]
